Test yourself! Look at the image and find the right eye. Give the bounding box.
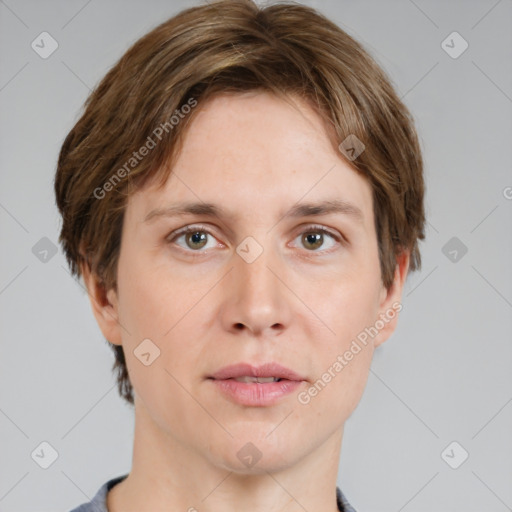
[167,225,222,254]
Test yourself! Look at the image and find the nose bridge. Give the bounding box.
[235,235,279,301]
[221,234,291,335]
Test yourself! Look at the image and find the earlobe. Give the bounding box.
[80,262,123,346]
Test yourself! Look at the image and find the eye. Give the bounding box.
[292,225,341,252]
[168,225,220,252]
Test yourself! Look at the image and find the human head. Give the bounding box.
[55,0,425,406]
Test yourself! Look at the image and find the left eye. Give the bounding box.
[292,227,339,251]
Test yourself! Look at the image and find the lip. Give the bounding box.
[208,362,306,381]
[207,362,306,407]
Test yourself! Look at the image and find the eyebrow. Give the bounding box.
[143,199,364,224]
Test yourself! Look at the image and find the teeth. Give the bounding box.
[233,376,280,383]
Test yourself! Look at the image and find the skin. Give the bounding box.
[82,91,409,512]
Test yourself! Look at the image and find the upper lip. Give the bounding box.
[208,362,306,381]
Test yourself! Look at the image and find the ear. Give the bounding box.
[80,261,123,346]
[373,250,410,348]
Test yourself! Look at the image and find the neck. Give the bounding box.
[108,397,344,512]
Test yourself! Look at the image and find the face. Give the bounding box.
[90,91,407,474]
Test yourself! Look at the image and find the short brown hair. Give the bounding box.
[55,0,425,406]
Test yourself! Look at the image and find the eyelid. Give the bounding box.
[166,223,223,247]
[168,223,216,239]
[293,223,342,241]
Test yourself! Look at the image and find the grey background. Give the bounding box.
[0,0,511,510]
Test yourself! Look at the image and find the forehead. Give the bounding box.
[180,91,337,169]
[129,91,373,226]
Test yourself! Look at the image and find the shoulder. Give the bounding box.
[337,486,357,512]
[68,474,128,512]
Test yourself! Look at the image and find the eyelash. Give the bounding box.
[167,223,344,257]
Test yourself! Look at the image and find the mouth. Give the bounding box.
[207,362,306,382]
[207,362,306,406]
[225,376,283,383]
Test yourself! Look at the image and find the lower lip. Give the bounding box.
[209,378,303,406]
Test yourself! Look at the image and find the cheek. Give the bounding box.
[298,288,378,424]
[319,257,382,343]
[302,258,382,415]
[116,247,185,341]
[115,248,208,386]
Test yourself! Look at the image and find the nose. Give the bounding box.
[218,241,293,338]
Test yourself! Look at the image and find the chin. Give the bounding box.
[210,433,302,475]
[221,454,298,476]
